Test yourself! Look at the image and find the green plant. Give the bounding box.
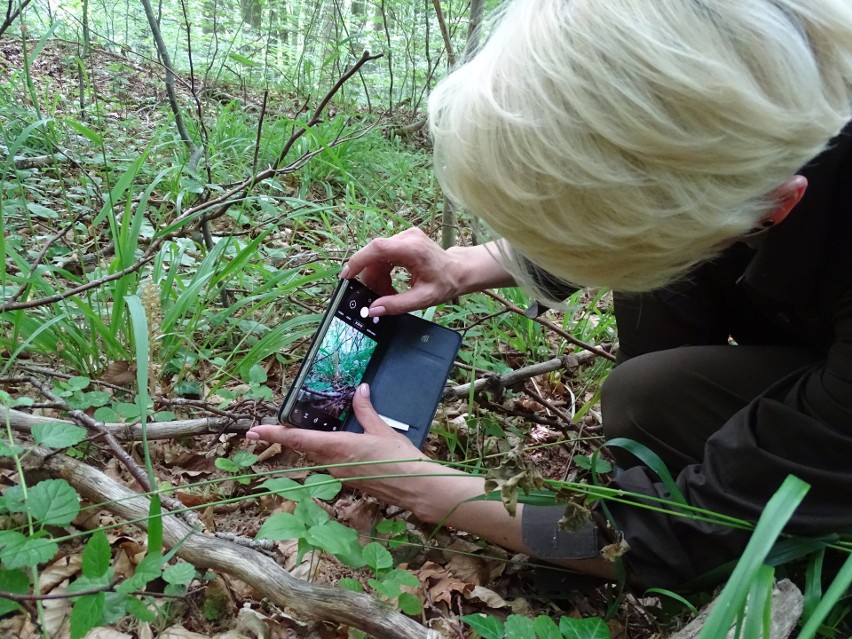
[215,450,259,485]
[463,612,612,639]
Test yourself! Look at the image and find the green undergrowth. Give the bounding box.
[0,39,849,639]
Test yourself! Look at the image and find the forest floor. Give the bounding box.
[0,41,686,639]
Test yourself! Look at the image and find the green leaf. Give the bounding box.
[117,553,162,593]
[305,521,359,557]
[1,486,25,513]
[384,569,420,588]
[0,443,23,457]
[65,118,104,146]
[228,52,260,67]
[32,423,88,449]
[257,477,309,501]
[505,615,536,639]
[368,577,399,599]
[82,530,110,579]
[67,376,91,391]
[70,592,105,639]
[102,591,128,624]
[605,438,686,506]
[247,364,267,384]
[215,458,239,473]
[126,595,158,622]
[231,450,258,468]
[338,577,363,593]
[29,478,80,526]
[559,617,611,639]
[533,615,562,639]
[296,499,330,528]
[304,474,342,500]
[375,519,406,535]
[0,568,28,616]
[84,390,112,407]
[94,406,121,423]
[397,591,422,615]
[256,513,306,541]
[0,535,58,569]
[463,613,505,639]
[163,562,195,586]
[363,542,393,573]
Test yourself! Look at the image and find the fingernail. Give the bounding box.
[359,383,370,397]
[369,305,386,317]
[245,431,260,440]
[339,265,350,279]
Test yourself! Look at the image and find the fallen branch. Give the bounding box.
[443,352,594,399]
[1,406,253,440]
[32,448,436,639]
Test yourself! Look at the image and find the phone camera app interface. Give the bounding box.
[290,282,384,431]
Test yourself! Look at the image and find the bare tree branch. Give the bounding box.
[34,449,438,639]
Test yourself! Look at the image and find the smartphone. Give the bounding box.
[279,278,462,448]
[279,278,385,432]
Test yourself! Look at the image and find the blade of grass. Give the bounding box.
[797,552,852,639]
[696,475,809,639]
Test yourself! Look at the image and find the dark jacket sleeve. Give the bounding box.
[607,285,852,588]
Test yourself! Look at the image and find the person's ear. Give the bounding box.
[758,174,808,229]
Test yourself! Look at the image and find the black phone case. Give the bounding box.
[278,280,461,449]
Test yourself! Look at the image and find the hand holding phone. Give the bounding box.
[279,279,461,448]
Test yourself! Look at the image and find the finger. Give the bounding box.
[246,424,352,456]
[367,287,434,316]
[351,384,399,436]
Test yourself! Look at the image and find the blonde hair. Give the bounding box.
[429,0,852,296]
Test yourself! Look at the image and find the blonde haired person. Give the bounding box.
[249,0,852,589]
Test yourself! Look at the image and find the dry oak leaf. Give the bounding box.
[483,443,546,517]
[416,561,473,605]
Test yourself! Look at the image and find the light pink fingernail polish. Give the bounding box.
[369,305,386,317]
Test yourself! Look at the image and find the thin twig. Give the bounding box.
[483,290,616,362]
[24,376,203,528]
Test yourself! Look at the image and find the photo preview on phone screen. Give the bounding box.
[289,281,384,431]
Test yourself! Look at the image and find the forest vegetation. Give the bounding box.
[0,0,849,638]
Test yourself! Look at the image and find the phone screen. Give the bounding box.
[286,280,384,431]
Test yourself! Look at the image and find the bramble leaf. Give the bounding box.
[462,613,505,639]
[559,616,612,639]
[82,529,110,579]
[32,423,88,449]
[70,592,105,639]
[0,535,58,569]
[163,562,195,586]
[533,615,562,639]
[0,568,28,616]
[28,479,80,526]
[505,614,535,639]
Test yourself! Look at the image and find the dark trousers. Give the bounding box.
[602,344,819,474]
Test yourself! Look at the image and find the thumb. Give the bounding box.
[351,384,397,435]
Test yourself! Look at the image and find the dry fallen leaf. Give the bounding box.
[39,554,82,592]
[99,360,136,388]
[600,537,631,562]
[463,585,510,609]
[161,625,211,639]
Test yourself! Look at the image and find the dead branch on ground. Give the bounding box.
[22,447,437,639]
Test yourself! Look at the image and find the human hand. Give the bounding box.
[245,384,435,509]
[341,227,464,316]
